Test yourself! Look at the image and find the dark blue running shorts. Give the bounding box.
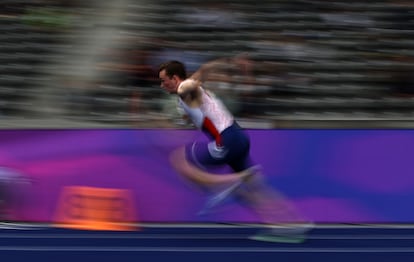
[185,122,255,172]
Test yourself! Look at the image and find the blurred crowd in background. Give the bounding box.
[0,0,413,128]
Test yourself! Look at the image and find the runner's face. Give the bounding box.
[159,69,178,94]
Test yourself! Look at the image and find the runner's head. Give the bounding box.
[159,61,187,94]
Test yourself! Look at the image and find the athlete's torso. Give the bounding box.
[178,86,233,134]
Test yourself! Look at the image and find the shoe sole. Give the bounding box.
[249,234,306,243]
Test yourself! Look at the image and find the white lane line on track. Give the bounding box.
[0,246,414,252]
[2,234,414,240]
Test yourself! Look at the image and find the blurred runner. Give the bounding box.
[158,56,313,242]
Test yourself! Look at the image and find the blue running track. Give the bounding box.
[1,223,414,262]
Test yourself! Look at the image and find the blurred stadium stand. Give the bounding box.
[0,0,413,128]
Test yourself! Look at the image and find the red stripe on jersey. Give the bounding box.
[202,117,222,147]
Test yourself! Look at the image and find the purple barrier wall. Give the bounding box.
[1,129,413,224]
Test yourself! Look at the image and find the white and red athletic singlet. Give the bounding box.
[177,86,234,140]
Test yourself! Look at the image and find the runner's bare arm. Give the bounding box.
[190,53,251,83]
[189,58,230,83]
